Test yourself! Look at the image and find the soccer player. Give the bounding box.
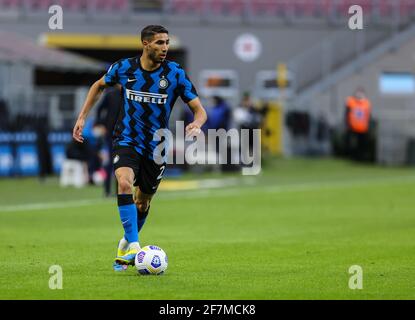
[72,25,207,271]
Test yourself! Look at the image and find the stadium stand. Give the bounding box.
[1,0,415,171]
[0,0,129,12]
[0,0,415,21]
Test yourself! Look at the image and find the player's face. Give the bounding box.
[145,33,169,63]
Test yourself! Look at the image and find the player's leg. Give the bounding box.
[134,187,154,237]
[113,166,141,267]
[132,158,165,240]
[116,167,138,243]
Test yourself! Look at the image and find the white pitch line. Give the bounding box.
[0,198,113,213]
[0,175,414,212]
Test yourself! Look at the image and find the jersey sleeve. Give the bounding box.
[104,60,121,86]
[177,67,198,103]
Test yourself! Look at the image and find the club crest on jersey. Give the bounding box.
[159,77,169,89]
[126,89,168,105]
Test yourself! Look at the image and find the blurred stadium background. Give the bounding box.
[1,0,415,179]
[1,0,415,299]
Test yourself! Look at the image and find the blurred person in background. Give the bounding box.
[72,25,207,271]
[206,96,231,131]
[0,99,10,130]
[82,117,104,184]
[344,87,372,161]
[35,114,52,181]
[65,117,101,181]
[205,96,233,170]
[233,92,262,151]
[94,85,123,197]
[233,92,263,170]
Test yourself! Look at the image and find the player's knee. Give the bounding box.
[135,200,149,213]
[118,177,133,194]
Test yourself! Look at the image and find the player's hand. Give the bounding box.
[185,122,201,138]
[73,118,85,143]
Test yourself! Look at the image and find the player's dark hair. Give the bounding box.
[141,25,169,42]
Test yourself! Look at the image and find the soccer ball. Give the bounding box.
[135,245,168,275]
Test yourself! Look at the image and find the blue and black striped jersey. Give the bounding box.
[104,57,198,159]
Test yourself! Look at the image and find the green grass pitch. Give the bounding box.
[0,157,415,299]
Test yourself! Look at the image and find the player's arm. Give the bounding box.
[176,66,207,136]
[185,97,207,137]
[73,76,109,143]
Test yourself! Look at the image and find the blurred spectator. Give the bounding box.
[66,130,91,163]
[206,96,231,131]
[206,96,234,171]
[94,86,122,197]
[84,117,104,184]
[233,92,262,148]
[285,111,310,137]
[183,96,235,172]
[0,99,10,130]
[66,117,103,185]
[344,87,372,161]
[35,114,52,180]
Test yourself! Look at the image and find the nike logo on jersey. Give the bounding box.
[127,78,136,82]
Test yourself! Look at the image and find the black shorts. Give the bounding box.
[112,146,166,194]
